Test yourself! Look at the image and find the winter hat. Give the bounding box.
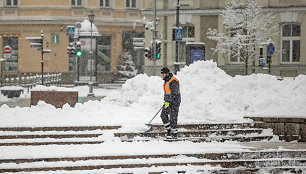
[161,67,170,74]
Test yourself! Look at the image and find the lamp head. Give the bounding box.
[88,9,95,23]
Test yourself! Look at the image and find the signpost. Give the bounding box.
[25,31,52,85]
[0,46,11,86]
[0,58,5,86]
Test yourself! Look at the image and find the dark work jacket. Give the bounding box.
[163,73,181,106]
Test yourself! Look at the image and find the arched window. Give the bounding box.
[281,23,300,63]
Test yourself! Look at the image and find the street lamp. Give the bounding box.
[87,9,95,97]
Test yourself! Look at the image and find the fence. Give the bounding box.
[0,73,62,92]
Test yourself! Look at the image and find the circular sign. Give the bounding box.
[267,43,275,56]
[76,22,82,29]
[4,46,11,54]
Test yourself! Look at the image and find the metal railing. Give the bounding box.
[0,73,62,92]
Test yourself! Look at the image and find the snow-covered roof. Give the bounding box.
[75,17,100,37]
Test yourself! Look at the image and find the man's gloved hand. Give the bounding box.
[164,102,170,109]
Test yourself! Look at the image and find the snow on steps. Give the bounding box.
[0,126,120,146]
[0,123,273,146]
[0,151,306,173]
[1,123,305,173]
[116,123,274,142]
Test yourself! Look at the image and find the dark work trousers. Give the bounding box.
[160,104,180,131]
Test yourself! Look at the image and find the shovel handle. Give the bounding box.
[147,106,163,125]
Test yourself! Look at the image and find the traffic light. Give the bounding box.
[76,42,82,57]
[67,43,75,56]
[156,40,161,59]
[144,47,152,60]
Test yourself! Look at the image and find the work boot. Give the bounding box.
[171,129,178,139]
[165,129,172,139]
[171,133,177,139]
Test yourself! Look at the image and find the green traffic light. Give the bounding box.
[156,53,161,59]
[76,50,82,57]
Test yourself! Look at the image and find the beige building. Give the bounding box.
[0,0,146,83]
[143,0,306,77]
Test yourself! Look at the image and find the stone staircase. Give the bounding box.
[0,123,305,173]
[98,77,129,89]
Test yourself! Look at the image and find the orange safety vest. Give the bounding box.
[163,76,179,95]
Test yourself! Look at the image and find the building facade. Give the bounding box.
[142,0,306,77]
[0,0,146,83]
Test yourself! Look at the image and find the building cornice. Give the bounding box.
[0,17,139,27]
[142,6,306,16]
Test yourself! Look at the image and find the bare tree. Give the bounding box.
[207,0,276,75]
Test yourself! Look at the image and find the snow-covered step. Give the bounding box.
[115,128,271,139]
[0,141,103,146]
[2,150,305,164]
[147,123,260,132]
[0,126,121,132]
[0,126,121,146]
[3,166,304,174]
[1,157,306,173]
[0,133,103,139]
[202,167,306,174]
[122,135,273,143]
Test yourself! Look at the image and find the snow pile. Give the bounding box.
[107,60,306,123]
[0,60,305,128]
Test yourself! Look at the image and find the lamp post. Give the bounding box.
[174,0,180,74]
[41,30,44,85]
[87,9,95,97]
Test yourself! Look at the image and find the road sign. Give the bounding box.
[43,49,52,54]
[4,46,11,54]
[26,37,42,43]
[3,46,11,59]
[75,22,81,29]
[259,57,266,67]
[3,54,11,59]
[67,26,75,37]
[132,38,144,49]
[267,42,275,56]
[175,28,183,41]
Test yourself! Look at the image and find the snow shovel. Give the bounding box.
[146,106,163,126]
[144,106,163,133]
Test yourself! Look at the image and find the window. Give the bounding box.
[100,0,110,8]
[229,47,246,63]
[229,28,247,63]
[182,26,195,38]
[5,0,18,7]
[281,23,300,63]
[126,0,136,8]
[71,0,82,7]
[3,37,18,72]
[97,36,111,72]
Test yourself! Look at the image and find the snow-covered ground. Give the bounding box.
[0,60,305,131]
[0,61,305,173]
